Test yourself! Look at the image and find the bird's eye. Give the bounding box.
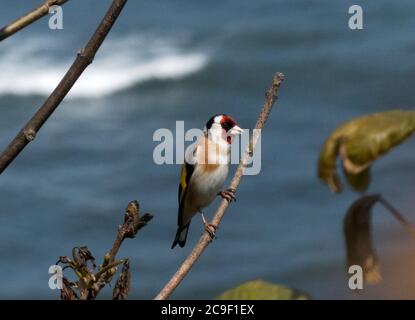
[220,116,236,132]
[221,122,233,132]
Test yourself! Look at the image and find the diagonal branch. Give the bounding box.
[0,0,128,174]
[378,196,415,237]
[0,0,70,42]
[154,72,285,300]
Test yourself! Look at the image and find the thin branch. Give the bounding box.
[379,196,415,237]
[154,72,285,300]
[0,0,128,174]
[0,0,70,42]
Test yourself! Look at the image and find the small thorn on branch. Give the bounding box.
[77,48,95,65]
[23,129,37,142]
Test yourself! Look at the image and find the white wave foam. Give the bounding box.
[0,35,208,98]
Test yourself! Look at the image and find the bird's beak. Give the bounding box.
[228,125,244,136]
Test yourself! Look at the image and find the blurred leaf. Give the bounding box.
[112,260,131,300]
[344,168,371,193]
[216,280,310,300]
[344,194,382,284]
[318,110,415,193]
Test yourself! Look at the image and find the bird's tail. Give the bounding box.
[171,222,191,249]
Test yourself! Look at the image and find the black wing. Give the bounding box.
[177,160,195,226]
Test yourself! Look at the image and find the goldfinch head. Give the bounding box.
[204,114,244,144]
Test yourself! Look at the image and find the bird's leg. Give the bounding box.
[199,211,217,240]
[218,188,236,202]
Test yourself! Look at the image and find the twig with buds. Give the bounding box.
[58,200,153,300]
[154,72,285,300]
[103,201,153,268]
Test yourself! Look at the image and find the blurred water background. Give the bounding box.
[0,0,414,299]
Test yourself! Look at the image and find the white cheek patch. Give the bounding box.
[211,128,228,145]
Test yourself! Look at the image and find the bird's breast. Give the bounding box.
[188,164,229,209]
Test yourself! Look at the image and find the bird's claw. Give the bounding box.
[218,188,236,203]
[204,223,217,240]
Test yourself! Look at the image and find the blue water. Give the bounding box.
[0,0,414,299]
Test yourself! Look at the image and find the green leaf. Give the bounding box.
[318,110,415,193]
[216,280,310,300]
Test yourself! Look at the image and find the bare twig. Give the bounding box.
[379,196,415,237]
[0,0,128,174]
[154,72,285,300]
[0,0,70,42]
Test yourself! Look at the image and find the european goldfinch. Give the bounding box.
[171,114,244,249]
